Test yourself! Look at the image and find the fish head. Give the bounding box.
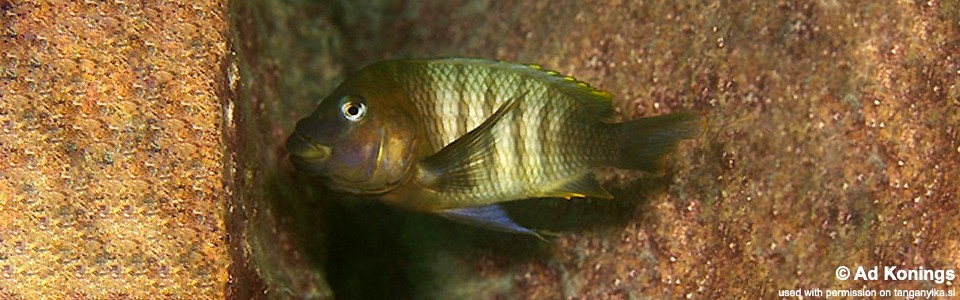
[286,91,419,195]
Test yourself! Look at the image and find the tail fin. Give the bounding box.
[614,110,706,173]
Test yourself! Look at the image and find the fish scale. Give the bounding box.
[400,60,617,207]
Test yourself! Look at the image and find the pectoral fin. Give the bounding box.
[539,172,614,200]
[419,94,523,191]
[439,204,543,239]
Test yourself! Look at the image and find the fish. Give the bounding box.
[286,58,705,237]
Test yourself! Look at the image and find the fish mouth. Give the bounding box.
[286,131,332,174]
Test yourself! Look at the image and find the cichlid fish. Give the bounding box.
[286,58,705,236]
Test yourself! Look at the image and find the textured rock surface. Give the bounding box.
[0,1,229,298]
[226,0,341,298]
[262,0,959,298]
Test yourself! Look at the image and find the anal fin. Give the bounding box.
[439,204,544,240]
[540,172,614,200]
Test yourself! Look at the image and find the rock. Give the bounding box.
[1,1,229,298]
[278,1,960,298]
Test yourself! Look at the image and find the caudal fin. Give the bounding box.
[614,110,706,173]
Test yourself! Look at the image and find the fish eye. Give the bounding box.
[340,96,366,122]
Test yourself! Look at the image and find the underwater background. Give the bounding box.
[1,0,958,298]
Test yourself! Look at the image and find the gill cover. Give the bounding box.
[287,93,419,195]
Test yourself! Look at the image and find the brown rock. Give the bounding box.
[301,1,960,298]
[1,1,229,298]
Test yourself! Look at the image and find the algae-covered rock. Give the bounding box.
[226,0,343,298]
[1,1,229,298]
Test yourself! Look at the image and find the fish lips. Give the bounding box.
[286,131,332,174]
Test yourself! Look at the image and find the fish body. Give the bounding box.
[286,58,704,235]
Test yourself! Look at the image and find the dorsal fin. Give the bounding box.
[519,63,614,119]
[418,93,523,191]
